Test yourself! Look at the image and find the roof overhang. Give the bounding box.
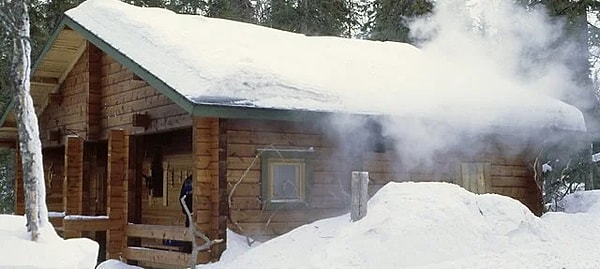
[0,16,87,145]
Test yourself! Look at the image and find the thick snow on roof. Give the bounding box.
[66,0,585,132]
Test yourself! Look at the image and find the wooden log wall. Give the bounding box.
[39,44,90,147]
[99,53,191,138]
[362,138,542,215]
[106,129,129,260]
[226,119,544,241]
[489,156,541,214]
[88,44,102,140]
[226,119,349,241]
[42,147,65,212]
[39,42,193,147]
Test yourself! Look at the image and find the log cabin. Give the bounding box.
[0,0,587,268]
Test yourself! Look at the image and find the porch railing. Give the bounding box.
[125,223,201,267]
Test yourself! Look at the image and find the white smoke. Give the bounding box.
[331,0,587,172]
[411,0,578,100]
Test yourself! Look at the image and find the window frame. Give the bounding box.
[260,149,313,210]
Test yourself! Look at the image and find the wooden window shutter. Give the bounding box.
[457,163,491,194]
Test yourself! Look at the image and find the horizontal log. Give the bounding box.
[123,246,192,267]
[491,176,533,188]
[127,223,192,241]
[63,216,114,231]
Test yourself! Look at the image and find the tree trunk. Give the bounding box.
[9,0,49,241]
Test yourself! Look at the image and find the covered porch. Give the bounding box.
[14,118,227,268]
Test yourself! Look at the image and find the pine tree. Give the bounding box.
[0,149,15,214]
[368,0,433,42]
[265,0,355,36]
[207,0,255,22]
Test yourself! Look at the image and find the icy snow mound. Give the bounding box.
[222,182,583,269]
[557,190,600,214]
[0,215,98,269]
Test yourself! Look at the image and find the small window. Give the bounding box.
[457,163,491,194]
[261,150,313,209]
[269,160,305,202]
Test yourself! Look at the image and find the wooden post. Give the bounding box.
[63,135,84,238]
[14,141,24,215]
[351,171,368,222]
[107,129,129,260]
[210,119,228,260]
[192,117,221,264]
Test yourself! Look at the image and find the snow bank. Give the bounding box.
[557,190,600,214]
[0,215,98,269]
[196,229,260,269]
[65,0,585,132]
[213,182,600,269]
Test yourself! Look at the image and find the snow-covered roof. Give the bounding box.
[64,0,586,132]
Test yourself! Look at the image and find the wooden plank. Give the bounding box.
[490,165,530,177]
[123,247,211,267]
[63,217,113,231]
[227,119,320,133]
[491,176,532,187]
[126,224,192,241]
[227,130,321,147]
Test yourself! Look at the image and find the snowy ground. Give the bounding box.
[197,182,600,269]
[0,215,98,269]
[2,183,599,269]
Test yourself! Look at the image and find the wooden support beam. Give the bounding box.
[63,135,84,238]
[211,119,228,259]
[191,118,228,263]
[106,129,129,260]
[30,76,59,86]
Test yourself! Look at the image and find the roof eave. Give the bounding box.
[191,104,333,121]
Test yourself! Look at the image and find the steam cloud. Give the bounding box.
[329,0,588,174]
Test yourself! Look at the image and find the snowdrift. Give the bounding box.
[0,215,98,269]
[212,182,600,269]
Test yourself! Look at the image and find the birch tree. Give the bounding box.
[0,0,49,241]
